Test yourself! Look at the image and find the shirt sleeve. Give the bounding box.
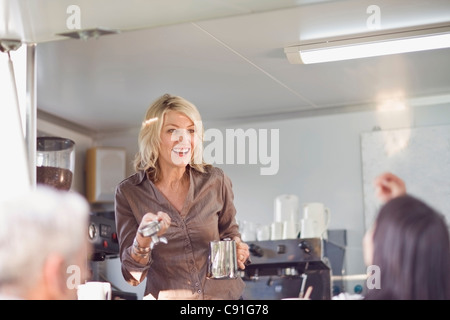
[114,184,152,286]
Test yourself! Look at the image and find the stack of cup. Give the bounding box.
[300,202,330,239]
[256,224,270,241]
[270,221,283,240]
[272,194,300,240]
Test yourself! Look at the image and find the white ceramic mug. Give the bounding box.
[270,221,283,240]
[274,194,299,223]
[77,281,112,300]
[240,221,257,242]
[302,202,330,239]
[282,220,299,239]
[256,224,271,241]
[300,218,320,238]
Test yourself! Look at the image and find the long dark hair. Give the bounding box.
[365,195,450,300]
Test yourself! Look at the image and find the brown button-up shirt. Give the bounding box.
[114,166,245,300]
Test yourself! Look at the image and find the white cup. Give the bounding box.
[256,224,270,241]
[77,281,112,300]
[302,202,330,239]
[282,220,299,239]
[274,194,299,223]
[270,221,283,240]
[240,221,257,242]
[300,218,320,238]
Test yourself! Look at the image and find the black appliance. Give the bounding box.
[88,211,119,261]
[87,211,139,300]
[242,230,346,300]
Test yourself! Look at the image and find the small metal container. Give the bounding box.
[207,238,238,279]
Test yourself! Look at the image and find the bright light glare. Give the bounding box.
[300,33,450,64]
[142,117,158,127]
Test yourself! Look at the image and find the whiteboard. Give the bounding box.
[361,125,450,230]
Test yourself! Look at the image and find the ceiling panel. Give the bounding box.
[5,0,449,133]
[36,22,312,131]
[195,0,450,107]
[2,0,324,43]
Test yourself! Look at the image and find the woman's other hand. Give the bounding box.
[234,236,250,270]
[374,172,406,204]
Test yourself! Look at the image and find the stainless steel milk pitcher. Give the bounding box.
[206,238,238,279]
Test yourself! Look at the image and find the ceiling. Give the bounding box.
[3,0,450,134]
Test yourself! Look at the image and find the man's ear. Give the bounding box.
[42,253,67,300]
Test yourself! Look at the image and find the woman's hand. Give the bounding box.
[136,211,171,247]
[234,236,250,270]
[374,172,406,204]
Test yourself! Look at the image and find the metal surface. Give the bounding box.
[56,27,120,40]
[0,39,22,53]
[88,211,119,261]
[26,44,36,188]
[242,271,331,300]
[138,220,168,249]
[207,238,238,280]
[1,39,34,188]
[242,236,346,300]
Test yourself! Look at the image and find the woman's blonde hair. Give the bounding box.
[134,93,210,182]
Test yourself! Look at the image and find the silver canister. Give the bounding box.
[206,238,238,279]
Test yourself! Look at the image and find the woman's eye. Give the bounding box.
[167,129,175,133]
[189,129,195,134]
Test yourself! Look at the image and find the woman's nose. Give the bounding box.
[176,130,191,143]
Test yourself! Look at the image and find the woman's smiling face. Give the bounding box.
[158,110,195,169]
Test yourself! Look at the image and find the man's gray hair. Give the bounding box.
[0,186,90,291]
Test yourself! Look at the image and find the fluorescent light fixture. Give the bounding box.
[284,23,450,64]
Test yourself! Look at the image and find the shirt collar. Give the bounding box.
[134,165,193,185]
[134,170,148,185]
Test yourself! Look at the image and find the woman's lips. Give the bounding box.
[172,146,191,157]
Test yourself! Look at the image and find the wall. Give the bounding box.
[94,128,140,178]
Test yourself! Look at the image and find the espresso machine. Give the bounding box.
[241,230,346,300]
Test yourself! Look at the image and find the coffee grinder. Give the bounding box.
[36,137,75,191]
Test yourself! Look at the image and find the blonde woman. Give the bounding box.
[115,94,250,300]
